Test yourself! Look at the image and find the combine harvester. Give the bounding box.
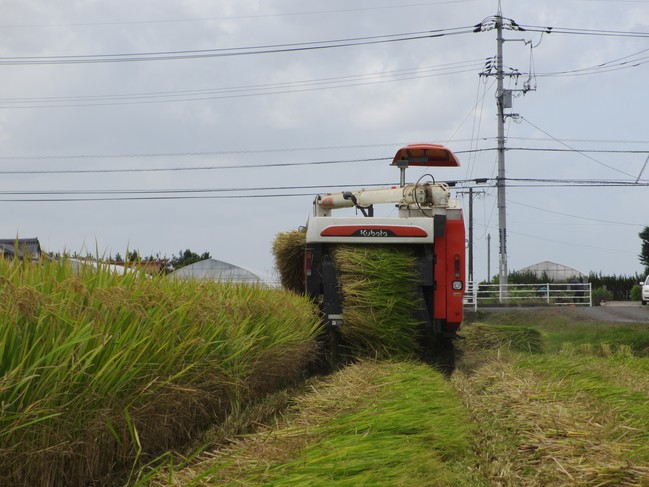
[302,144,466,369]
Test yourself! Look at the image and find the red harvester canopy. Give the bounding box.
[391,143,460,167]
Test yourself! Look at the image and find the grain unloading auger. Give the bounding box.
[303,144,466,367]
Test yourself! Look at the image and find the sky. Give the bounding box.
[1,0,648,283]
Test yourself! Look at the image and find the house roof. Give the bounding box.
[0,238,42,258]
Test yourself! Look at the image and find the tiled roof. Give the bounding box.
[0,238,42,258]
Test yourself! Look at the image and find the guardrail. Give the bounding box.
[464,282,592,310]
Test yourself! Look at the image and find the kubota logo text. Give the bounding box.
[353,229,393,237]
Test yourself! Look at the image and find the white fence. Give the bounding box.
[464,282,592,310]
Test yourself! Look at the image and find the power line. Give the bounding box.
[0,144,405,160]
[518,24,649,38]
[503,179,649,188]
[0,60,482,103]
[0,193,315,203]
[505,228,638,255]
[508,147,649,154]
[0,1,477,29]
[507,136,649,144]
[535,51,649,78]
[516,45,649,79]
[509,199,643,226]
[0,26,475,65]
[0,182,391,196]
[2,177,647,199]
[3,145,649,175]
[0,60,484,108]
[4,137,644,162]
[520,117,640,179]
[0,157,391,175]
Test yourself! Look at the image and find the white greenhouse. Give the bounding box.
[167,258,267,284]
[517,261,587,282]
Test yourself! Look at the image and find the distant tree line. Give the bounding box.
[110,249,211,274]
[587,272,645,301]
[45,248,214,275]
[168,249,211,271]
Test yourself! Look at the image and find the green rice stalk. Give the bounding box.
[0,255,320,486]
[331,245,423,358]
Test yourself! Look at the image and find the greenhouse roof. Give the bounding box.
[518,260,587,282]
[167,258,265,283]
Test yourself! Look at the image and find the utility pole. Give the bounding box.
[495,13,508,299]
[477,5,535,300]
[456,185,486,283]
[468,187,474,282]
[487,233,491,282]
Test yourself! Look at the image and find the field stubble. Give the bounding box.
[452,313,649,486]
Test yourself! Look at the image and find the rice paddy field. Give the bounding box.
[0,257,320,486]
[142,311,649,487]
[3,252,649,486]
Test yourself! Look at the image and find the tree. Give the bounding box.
[169,249,211,271]
[640,226,649,276]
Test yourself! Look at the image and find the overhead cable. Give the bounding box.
[0,59,484,108]
[0,157,392,175]
[0,1,477,29]
[519,117,640,179]
[518,24,649,38]
[0,26,475,65]
[2,178,647,199]
[3,145,649,175]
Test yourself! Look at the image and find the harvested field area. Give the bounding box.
[145,311,649,487]
[453,354,649,485]
[452,313,649,486]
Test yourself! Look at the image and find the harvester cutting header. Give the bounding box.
[300,144,466,367]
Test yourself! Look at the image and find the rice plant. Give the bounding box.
[331,245,424,358]
[0,256,320,486]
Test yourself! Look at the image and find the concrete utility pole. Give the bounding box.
[487,233,491,282]
[457,185,486,283]
[468,187,474,282]
[495,13,508,299]
[477,5,535,299]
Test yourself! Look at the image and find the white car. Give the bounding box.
[641,276,649,305]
